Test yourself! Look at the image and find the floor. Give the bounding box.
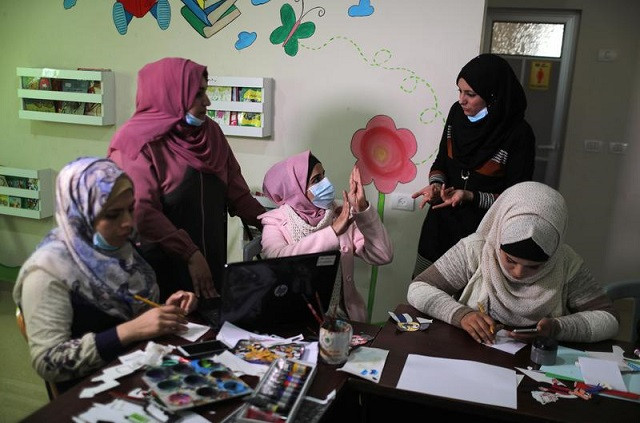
[0,282,49,423]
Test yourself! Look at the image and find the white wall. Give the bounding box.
[0,1,485,322]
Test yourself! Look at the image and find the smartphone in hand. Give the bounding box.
[177,340,228,358]
[511,328,539,334]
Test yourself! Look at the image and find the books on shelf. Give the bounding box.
[206,85,232,102]
[181,0,240,38]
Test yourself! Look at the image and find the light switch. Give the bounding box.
[597,49,618,62]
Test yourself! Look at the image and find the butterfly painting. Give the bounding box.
[269,0,325,57]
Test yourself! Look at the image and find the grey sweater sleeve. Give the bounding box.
[407,241,475,325]
[19,269,106,382]
[552,265,619,342]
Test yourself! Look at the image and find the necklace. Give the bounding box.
[461,170,470,191]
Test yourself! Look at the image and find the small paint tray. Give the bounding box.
[142,358,252,411]
[237,358,316,423]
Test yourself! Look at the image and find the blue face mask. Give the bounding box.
[308,177,335,210]
[467,107,488,122]
[92,231,119,251]
[185,112,205,127]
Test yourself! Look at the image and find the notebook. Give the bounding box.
[198,251,340,331]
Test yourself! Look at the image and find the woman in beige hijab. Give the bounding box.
[408,181,618,344]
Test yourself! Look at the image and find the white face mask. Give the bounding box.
[308,177,335,209]
[185,112,205,127]
[467,107,488,122]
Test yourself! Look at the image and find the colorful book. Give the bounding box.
[181,4,241,38]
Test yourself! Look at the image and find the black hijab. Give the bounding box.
[450,54,527,169]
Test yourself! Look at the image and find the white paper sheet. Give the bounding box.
[397,354,518,409]
[178,322,211,342]
[338,347,388,383]
[578,357,627,391]
[486,329,527,355]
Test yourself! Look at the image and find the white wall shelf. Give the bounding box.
[0,166,54,219]
[206,76,273,138]
[17,67,115,126]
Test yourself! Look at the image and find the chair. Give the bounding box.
[16,307,59,400]
[604,279,640,345]
[241,220,263,261]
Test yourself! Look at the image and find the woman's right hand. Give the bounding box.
[461,311,497,344]
[412,183,442,209]
[116,305,188,345]
[332,191,353,236]
[188,251,218,299]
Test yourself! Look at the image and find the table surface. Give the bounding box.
[22,321,381,422]
[352,303,640,423]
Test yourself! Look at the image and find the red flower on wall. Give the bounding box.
[350,115,417,194]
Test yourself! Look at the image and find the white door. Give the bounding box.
[483,8,580,188]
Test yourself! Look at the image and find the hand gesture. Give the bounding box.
[460,311,497,344]
[348,165,368,212]
[331,191,353,236]
[188,251,218,299]
[412,183,442,209]
[165,290,198,314]
[117,304,188,345]
[432,184,466,209]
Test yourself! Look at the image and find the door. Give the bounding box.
[483,8,580,188]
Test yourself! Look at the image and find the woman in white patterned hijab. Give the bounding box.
[409,181,619,344]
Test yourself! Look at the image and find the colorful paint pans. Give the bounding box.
[142,361,251,411]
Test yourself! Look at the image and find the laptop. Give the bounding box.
[198,250,341,331]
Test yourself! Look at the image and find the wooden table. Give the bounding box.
[21,321,380,422]
[342,304,640,423]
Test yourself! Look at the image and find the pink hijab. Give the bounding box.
[262,151,326,226]
[108,57,229,177]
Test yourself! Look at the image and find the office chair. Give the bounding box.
[16,307,59,400]
[604,279,640,346]
[242,220,263,261]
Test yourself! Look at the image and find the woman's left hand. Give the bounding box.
[432,184,469,209]
[166,290,198,314]
[348,165,368,212]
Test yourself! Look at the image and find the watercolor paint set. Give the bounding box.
[237,358,316,423]
[141,358,252,411]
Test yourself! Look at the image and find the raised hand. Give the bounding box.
[331,191,354,236]
[348,165,368,212]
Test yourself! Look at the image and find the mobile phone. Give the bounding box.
[511,328,539,334]
[177,340,228,357]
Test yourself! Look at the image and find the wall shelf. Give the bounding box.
[206,76,273,138]
[0,166,54,219]
[17,67,115,126]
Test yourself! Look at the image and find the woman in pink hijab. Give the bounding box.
[108,57,264,301]
[259,151,393,322]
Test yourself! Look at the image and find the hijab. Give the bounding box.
[450,53,528,169]
[262,151,327,226]
[456,181,583,326]
[14,158,158,321]
[108,57,231,179]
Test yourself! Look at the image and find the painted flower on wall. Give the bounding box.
[351,115,417,194]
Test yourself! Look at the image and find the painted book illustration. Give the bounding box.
[181,0,240,38]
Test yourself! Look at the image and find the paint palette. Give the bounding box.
[237,358,316,423]
[142,358,252,411]
[232,339,306,365]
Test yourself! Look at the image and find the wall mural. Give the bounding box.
[61,0,443,322]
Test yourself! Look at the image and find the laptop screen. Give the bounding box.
[220,250,340,330]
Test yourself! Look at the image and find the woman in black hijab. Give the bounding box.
[412,54,535,276]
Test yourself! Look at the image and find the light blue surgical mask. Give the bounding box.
[92,231,119,251]
[308,177,335,210]
[185,112,205,127]
[467,107,488,122]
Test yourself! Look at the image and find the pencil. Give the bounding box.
[477,302,494,334]
[134,294,162,309]
[301,293,323,325]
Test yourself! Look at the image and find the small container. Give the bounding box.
[319,319,353,365]
[530,336,558,365]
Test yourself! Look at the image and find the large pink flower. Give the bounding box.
[351,115,417,194]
